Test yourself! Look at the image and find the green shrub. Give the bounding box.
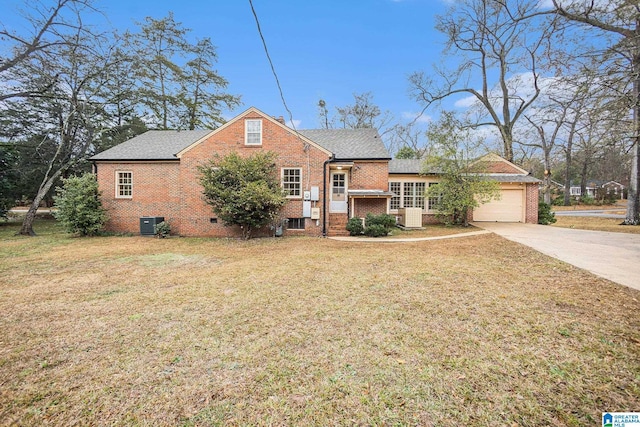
[346,217,364,236]
[155,221,171,238]
[538,201,557,225]
[53,173,107,236]
[579,194,596,205]
[364,223,389,237]
[365,213,396,229]
[362,213,395,237]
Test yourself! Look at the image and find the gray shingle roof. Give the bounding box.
[299,128,390,160]
[91,128,390,161]
[90,130,211,161]
[389,159,441,174]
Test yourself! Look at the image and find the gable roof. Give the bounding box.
[298,128,390,160]
[389,154,540,183]
[176,107,332,158]
[90,130,211,161]
[95,107,397,161]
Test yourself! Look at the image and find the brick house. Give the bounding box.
[91,107,539,237]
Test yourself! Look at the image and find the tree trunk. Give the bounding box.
[580,161,588,201]
[563,149,572,206]
[18,170,63,236]
[624,37,640,224]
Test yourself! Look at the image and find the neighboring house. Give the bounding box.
[91,107,539,238]
[556,180,625,200]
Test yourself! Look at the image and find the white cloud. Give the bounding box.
[401,111,432,123]
[286,119,301,129]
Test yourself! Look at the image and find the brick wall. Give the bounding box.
[96,161,181,234]
[178,111,329,237]
[525,182,539,223]
[353,198,388,218]
[350,161,389,190]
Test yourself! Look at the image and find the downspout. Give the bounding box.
[322,155,335,237]
[92,161,97,175]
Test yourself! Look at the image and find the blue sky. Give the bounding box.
[3,0,453,130]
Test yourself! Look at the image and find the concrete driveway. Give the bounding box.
[474,222,640,291]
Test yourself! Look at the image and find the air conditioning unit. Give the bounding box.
[140,216,165,236]
[397,208,422,228]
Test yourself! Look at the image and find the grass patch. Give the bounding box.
[0,221,639,425]
[552,216,640,234]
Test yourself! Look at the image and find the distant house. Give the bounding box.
[90,107,540,237]
[554,180,626,200]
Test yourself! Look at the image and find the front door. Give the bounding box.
[330,171,347,213]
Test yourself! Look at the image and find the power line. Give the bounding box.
[248,0,299,133]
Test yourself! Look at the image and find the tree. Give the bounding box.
[132,13,239,130]
[317,92,393,136]
[423,112,501,227]
[395,146,419,159]
[53,173,107,236]
[0,146,19,218]
[199,152,287,239]
[3,27,121,235]
[410,0,556,162]
[0,0,94,101]
[550,0,640,224]
[179,38,240,130]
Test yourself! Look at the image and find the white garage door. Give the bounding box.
[473,189,524,222]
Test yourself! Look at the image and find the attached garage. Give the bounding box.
[473,187,525,222]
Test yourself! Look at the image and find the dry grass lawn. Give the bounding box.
[552,216,640,235]
[1,220,639,426]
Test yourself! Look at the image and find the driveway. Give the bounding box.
[474,222,640,291]
[554,209,625,219]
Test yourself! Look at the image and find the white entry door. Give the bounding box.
[330,172,348,213]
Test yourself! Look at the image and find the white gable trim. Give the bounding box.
[176,106,332,158]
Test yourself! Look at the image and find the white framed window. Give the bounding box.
[116,171,132,198]
[245,119,262,145]
[282,168,302,197]
[427,182,441,211]
[389,182,401,210]
[389,181,427,211]
[403,182,425,208]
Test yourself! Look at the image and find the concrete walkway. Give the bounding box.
[474,222,640,291]
[329,229,491,243]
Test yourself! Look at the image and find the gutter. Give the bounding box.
[322,155,335,237]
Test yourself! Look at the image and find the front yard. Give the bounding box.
[0,220,639,426]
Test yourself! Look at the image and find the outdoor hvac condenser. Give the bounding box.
[397,208,422,228]
[140,217,164,236]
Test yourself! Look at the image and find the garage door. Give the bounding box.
[473,189,524,222]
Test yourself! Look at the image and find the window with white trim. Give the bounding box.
[427,182,441,211]
[389,181,426,210]
[282,168,302,197]
[245,119,262,145]
[389,182,401,210]
[116,171,132,198]
[403,182,425,208]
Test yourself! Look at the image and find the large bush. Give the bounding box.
[346,217,364,236]
[199,151,287,239]
[538,201,557,225]
[363,213,396,237]
[53,173,107,236]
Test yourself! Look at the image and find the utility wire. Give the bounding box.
[248,0,300,134]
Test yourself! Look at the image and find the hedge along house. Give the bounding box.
[389,153,540,225]
[90,107,393,237]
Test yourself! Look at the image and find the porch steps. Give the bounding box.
[327,213,350,237]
